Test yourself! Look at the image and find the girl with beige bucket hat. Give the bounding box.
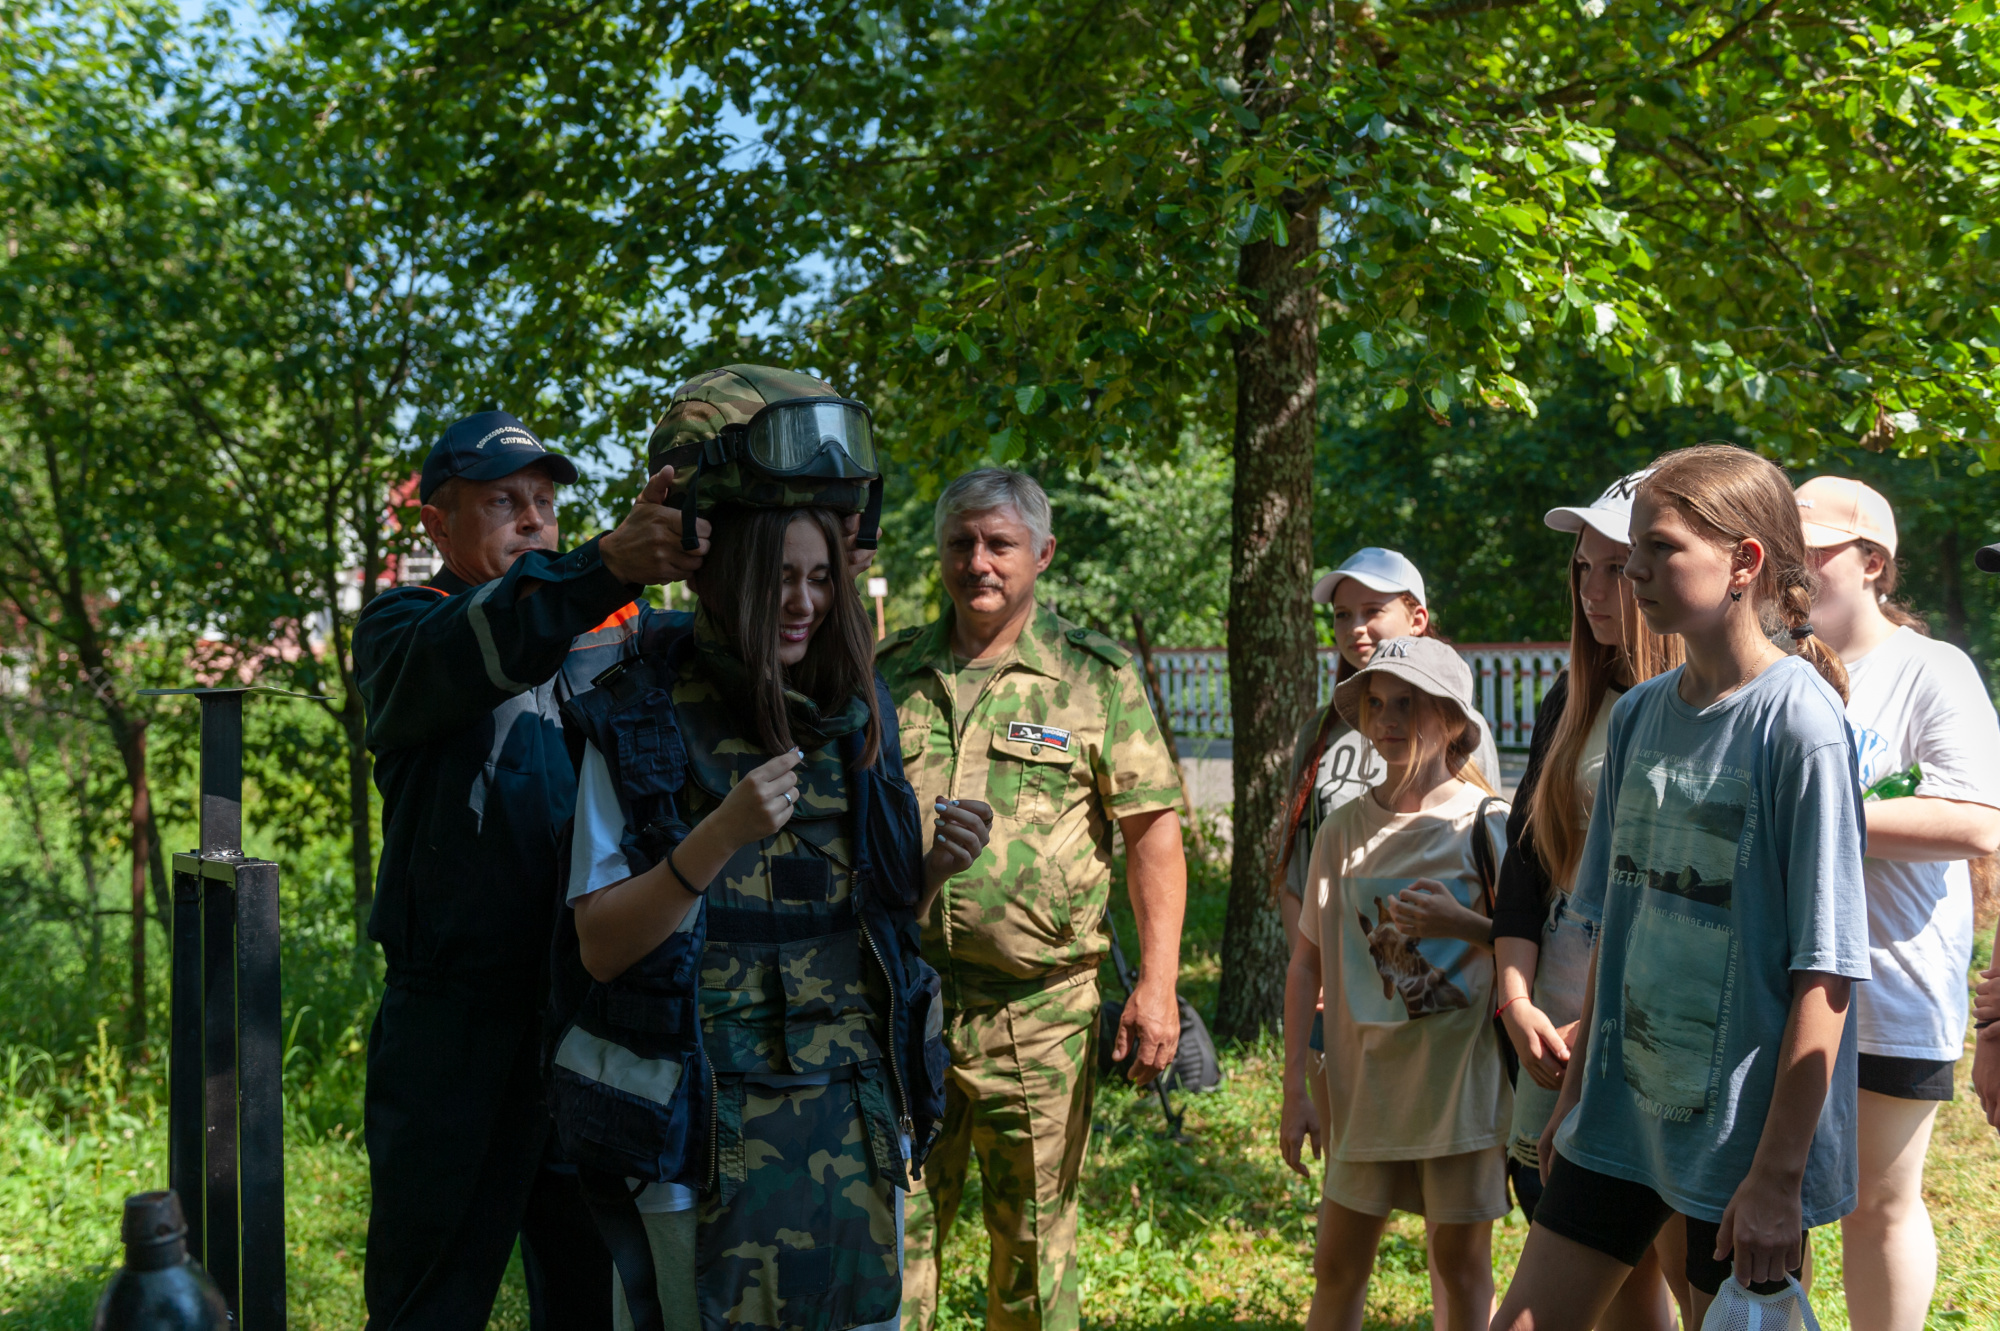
[1280,635,1511,1331]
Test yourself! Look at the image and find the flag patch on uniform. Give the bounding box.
[1007,722,1072,752]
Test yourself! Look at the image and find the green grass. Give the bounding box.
[6,850,2000,1329]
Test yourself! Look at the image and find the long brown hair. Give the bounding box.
[1862,539,1931,635]
[693,505,882,767]
[1358,679,1497,804]
[1526,534,1684,890]
[1636,445,1850,702]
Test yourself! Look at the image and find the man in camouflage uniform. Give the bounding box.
[879,468,1189,1331]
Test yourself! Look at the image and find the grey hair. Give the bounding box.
[933,468,1054,552]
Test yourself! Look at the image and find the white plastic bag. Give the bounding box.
[1699,1274,1821,1331]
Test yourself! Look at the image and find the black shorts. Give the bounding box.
[1535,1153,1806,1297]
[1857,1052,1955,1101]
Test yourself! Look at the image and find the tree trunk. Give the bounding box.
[129,727,150,1049]
[101,708,171,923]
[67,738,104,1002]
[1213,23,1322,1042]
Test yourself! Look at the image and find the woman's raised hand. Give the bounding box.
[925,798,994,885]
[714,749,806,847]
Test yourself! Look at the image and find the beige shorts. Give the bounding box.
[1322,1145,1510,1225]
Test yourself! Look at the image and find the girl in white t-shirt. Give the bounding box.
[1795,476,2000,1331]
[1280,635,1510,1331]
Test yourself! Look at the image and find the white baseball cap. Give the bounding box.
[1311,547,1426,606]
[1544,469,1655,545]
[1795,475,1898,557]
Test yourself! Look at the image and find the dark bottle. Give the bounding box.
[92,1192,231,1331]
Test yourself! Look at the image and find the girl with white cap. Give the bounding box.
[1795,475,2000,1331]
[1279,635,1511,1331]
[1270,549,1500,1321]
[1490,471,1684,1330]
[1275,550,1502,912]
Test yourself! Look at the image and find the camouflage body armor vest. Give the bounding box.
[549,623,946,1331]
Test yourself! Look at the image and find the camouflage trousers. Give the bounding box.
[609,1210,905,1331]
[901,971,1099,1331]
[612,1073,905,1331]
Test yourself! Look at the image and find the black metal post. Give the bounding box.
[198,692,243,857]
[200,863,240,1306]
[169,864,205,1264]
[143,685,316,1330]
[235,858,285,1329]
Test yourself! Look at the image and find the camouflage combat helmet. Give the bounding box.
[648,364,883,552]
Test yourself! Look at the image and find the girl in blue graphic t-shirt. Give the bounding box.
[1494,445,1869,1331]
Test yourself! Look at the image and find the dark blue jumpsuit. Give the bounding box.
[353,534,679,1330]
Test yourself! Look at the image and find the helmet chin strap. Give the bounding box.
[854,476,884,550]
[680,466,703,553]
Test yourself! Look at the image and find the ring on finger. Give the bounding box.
[784,789,796,804]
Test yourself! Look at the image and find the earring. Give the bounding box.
[1730,589,1743,602]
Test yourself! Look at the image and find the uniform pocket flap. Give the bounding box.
[989,723,1078,764]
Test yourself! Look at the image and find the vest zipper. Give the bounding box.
[856,874,914,1138]
[706,1056,719,1190]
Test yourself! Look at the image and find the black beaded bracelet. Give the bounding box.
[666,845,705,897]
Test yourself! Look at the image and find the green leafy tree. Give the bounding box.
[183,0,2000,1033]
[794,0,2000,1035]
[0,0,247,1042]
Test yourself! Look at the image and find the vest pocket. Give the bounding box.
[777,931,884,1071]
[548,1025,697,1183]
[615,696,687,796]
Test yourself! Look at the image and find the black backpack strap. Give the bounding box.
[1471,794,1505,916]
[578,1168,666,1331]
[679,465,704,552]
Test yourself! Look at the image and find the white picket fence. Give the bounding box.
[1148,643,1570,749]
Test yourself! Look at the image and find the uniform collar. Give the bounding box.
[900,601,1064,682]
[427,564,473,596]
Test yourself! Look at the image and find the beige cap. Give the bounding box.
[1795,476,1897,556]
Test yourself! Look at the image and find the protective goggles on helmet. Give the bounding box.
[724,397,877,477]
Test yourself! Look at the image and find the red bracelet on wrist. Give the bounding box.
[1495,994,1530,1020]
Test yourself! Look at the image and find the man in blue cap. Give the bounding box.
[354,410,704,1330]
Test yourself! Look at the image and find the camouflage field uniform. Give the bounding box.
[878,605,1181,1331]
[609,661,906,1331]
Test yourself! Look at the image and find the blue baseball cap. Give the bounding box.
[419,411,578,503]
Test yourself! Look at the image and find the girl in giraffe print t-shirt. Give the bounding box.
[1281,635,1511,1331]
